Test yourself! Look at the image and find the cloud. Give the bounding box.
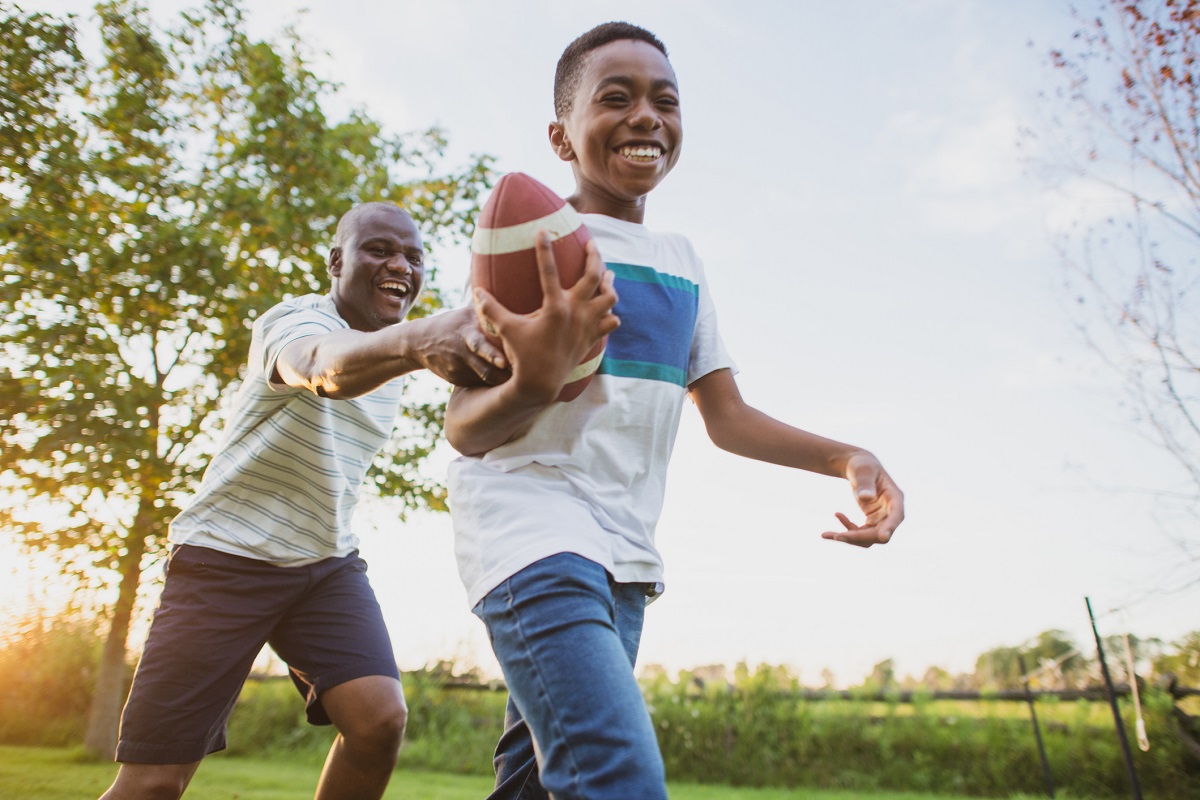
[879,103,1038,236]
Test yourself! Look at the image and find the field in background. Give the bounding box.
[2,621,1196,798]
[0,745,1097,800]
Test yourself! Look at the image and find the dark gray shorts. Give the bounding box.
[115,545,400,765]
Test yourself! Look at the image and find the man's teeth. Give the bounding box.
[380,281,409,296]
[620,146,661,160]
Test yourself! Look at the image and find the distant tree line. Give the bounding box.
[3,617,1198,797]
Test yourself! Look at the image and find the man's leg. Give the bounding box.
[475,553,665,800]
[267,552,405,800]
[313,675,407,800]
[98,546,303,799]
[98,762,201,800]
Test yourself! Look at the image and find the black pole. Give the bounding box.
[1018,654,1055,798]
[1086,597,1143,800]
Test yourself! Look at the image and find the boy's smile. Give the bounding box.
[550,39,682,222]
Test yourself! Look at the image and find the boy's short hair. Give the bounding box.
[553,22,669,119]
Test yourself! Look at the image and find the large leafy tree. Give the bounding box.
[1036,1,1199,558]
[0,0,492,757]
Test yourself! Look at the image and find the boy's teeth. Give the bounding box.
[381,281,409,295]
[621,146,661,160]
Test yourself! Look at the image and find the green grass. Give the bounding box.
[0,745,1095,800]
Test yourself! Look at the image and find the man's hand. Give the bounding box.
[411,306,511,387]
[820,452,905,547]
[472,232,619,404]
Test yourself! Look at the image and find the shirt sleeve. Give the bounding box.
[255,298,347,392]
[684,241,738,385]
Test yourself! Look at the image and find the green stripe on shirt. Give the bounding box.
[598,358,688,387]
[607,262,700,295]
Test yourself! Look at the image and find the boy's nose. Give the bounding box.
[628,101,662,130]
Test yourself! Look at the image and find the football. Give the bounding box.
[470,172,605,402]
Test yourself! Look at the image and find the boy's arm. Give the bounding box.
[688,368,904,547]
[445,234,619,455]
[276,306,509,399]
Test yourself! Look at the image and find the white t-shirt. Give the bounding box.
[448,214,736,607]
[169,294,404,565]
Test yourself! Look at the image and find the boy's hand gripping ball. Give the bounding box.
[470,172,605,402]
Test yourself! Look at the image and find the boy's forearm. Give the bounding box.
[690,369,866,477]
[712,406,866,477]
[445,382,550,455]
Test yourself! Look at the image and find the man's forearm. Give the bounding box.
[277,326,420,399]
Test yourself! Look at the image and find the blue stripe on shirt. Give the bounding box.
[600,262,699,387]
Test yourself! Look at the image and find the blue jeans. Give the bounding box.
[473,553,667,800]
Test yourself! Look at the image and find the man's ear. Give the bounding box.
[548,121,574,162]
[328,246,343,278]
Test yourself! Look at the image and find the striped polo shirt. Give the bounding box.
[169,294,404,565]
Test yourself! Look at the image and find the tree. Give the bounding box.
[974,630,1087,690]
[861,658,896,693]
[1152,630,1200,685]
[1035,1,1200,557]
[0,0,493,757]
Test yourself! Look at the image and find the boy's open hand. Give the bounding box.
[821,452,905,547]
[472,232,619,404]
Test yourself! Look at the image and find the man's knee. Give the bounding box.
[351,697,407,754]
[323,675,407,758]
[100,762,199,800]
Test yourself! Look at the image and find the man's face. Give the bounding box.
[551,39,683,220]
[329,207,425,332]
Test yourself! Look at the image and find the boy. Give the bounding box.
[445,23,905,800]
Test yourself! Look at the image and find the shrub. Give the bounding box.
[644,664,1198,799]
[398,671,506,775]
[225,668,506,773]
[0,614,108,746]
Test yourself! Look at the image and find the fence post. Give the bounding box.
[1018,654,1055,798]
[1086,596,1143,800]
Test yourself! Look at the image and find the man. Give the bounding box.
[99,202,508,800]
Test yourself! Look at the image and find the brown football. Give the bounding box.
[470,172,605,401]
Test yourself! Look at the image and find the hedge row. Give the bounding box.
[2,625,1195,797]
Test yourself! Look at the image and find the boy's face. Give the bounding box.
[550,39,682,221]
[329,207,426,332]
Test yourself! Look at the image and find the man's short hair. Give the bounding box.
[334,202,412,248]
[553,22,669,120]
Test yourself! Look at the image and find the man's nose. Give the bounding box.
[385,254,413,273]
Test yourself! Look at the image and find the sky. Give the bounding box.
[11,0,1199,686]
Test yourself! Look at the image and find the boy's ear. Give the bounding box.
[548,121,575,162]
[328,246,343,277]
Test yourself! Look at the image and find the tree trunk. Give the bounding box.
[82,522,149,759]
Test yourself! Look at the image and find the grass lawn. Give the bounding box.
[0,745,1081,799]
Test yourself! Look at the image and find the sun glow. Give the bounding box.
[0,539,79,642]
